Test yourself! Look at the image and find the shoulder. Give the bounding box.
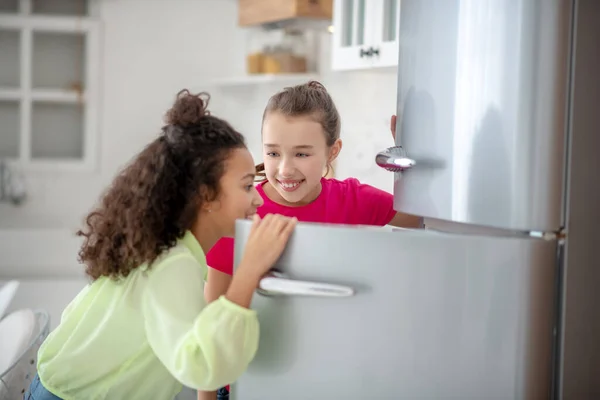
[152,242,201,274]
[327,177,394,220]
[141,243,207,290]
[322,177,360,192]
[324,178,391,198]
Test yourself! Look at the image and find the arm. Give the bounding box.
[388,211,423,228]
[200,238,239,398]
[205,268,233,303]
[143,255,260,391]
[198,391,217,400]
[378,114,423,229]
[354,180,423,228]
[204,238,235,303]
[204,238,234,303]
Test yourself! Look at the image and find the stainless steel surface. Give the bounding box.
[558,1,600,397]
[394,0,572,232]
[375,146,416,172]
[233,219,557,399]
[258,271,355,297]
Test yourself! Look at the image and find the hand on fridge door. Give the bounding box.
[387,114,424,229]
[388,212,423,228]
[226,214,297,309]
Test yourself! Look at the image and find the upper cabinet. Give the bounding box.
[0,0,101,172]
[331,0,400,71]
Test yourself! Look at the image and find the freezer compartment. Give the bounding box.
[233,220,557,399]
[391,0,572,232]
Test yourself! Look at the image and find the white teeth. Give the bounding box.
[280,182,299,188]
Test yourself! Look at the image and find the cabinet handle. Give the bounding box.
[359,47,372,58]
[359,47,380,58]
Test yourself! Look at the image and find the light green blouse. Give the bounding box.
[37,231,258,399]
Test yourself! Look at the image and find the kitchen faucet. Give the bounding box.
[0,160,26,205]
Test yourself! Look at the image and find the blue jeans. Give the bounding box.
[217,386,229,400]
[24,374,62,400]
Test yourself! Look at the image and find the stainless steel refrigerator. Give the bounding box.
[232,0,600,398]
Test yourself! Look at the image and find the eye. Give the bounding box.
[245,184,254,192]
[266,152,279,157]
[296,153,309,158]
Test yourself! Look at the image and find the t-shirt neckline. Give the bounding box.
[256,178,326,209]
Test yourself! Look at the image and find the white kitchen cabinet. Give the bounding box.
[0,0,101,172]
[331,0,400,71]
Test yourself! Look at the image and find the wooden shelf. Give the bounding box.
[211,73,319,87]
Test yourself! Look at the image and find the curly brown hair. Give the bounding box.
[77,89,247,281]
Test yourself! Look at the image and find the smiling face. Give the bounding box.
[204,147,264,237]
[262,112,341,206]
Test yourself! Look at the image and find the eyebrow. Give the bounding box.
[241,173,255,181]
[263,144,314,149]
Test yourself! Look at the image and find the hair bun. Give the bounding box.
[165,89,211,127]
[307,80,327,92]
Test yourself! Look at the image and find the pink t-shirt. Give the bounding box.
[206,177,396,275]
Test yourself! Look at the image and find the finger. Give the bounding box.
[256,213,275,234]
[263,213,276,227]
[272,215,290,235]
[249,214,261,232]
[278,217,297,241]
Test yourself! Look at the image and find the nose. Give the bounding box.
[253,187,264,207]
[278,157,296,177]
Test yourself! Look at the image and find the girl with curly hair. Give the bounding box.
[25,89,297,400]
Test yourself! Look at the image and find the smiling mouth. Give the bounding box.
[277,179,305,192]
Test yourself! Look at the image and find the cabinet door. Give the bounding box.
[331,0,375,70]
[371,0,400,67]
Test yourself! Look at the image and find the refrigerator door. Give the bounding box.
[231,220,557,400]
[385,0,572,232]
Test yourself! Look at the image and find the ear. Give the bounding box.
[328,139,342,163]
[199,186,221,212]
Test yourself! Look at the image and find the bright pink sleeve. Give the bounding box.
[206,237,235,276]
[346,178,396,226]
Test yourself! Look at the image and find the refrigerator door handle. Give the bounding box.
[257,271,355,298]
[375,146,416,172]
